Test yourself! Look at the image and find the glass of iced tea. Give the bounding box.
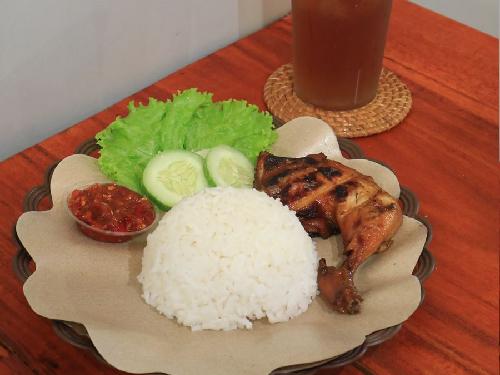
[292,0,392,110]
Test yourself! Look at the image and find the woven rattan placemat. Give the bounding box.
[264,64,412,138]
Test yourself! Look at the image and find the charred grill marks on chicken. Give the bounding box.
[254,151,403,314]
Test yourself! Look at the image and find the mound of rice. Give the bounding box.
[138,187,318,331]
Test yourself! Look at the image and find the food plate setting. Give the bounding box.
[14,91,434,375]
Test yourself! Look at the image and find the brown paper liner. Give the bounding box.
[264,64,412,138]
[14,119,434,375]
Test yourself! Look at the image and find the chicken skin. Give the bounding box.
[254,152,402,314]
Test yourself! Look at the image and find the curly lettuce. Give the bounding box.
[186,99,277,164]
[96,88,276,194]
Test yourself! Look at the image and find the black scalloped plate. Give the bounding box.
[13,138,435,374]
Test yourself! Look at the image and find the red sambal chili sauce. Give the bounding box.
[67,183,156,243]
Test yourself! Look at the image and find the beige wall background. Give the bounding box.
[0,0,290,161]
[238,0,290,37]
[411,0,498,37]
[0,0,496,160]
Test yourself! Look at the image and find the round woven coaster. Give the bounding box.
[264,64,412,138]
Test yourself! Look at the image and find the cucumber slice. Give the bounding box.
[205,145,254,188]
[143,150,208,208]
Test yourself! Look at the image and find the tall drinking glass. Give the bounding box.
[292,0,392,110]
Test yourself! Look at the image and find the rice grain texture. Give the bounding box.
[138,187,318,331]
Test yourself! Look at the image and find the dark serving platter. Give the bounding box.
[13,137,435,375]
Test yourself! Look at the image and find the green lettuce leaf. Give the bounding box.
[185,99,277,163]
[96,88,276,195]
[158,88,213,150]
[96,98,166,193]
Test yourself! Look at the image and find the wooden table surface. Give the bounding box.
[1,1,498,374]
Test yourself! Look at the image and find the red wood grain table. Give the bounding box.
[1,1,498,374]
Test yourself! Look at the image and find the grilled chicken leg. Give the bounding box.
[254,152,403,314]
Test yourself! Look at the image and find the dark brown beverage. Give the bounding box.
[292,0,392,110]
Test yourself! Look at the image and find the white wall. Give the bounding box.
[0,0,289,161]
[0,0,495,161]
[411,0,498,37]
[238,0,291,38]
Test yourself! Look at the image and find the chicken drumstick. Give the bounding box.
[254,152,403,314]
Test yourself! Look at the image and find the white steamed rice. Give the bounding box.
[138,187,318,331]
